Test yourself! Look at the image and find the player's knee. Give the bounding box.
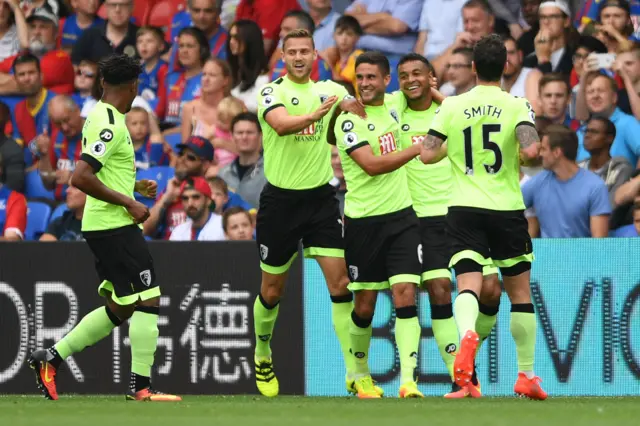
[107,300,135,321]
[353,291,376,319]
[260,272,286,304]
[425,278,452,305]
[326,272,350,297]
[391,283,417,308]
[480,274,502,305]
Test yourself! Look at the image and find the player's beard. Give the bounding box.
[286,61,312,80]
[186,205,206,222]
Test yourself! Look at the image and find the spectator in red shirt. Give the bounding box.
[0,7,74,95]
[235,0,301,56]
[0,150,26,240]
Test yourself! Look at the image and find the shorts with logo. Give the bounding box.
[256,182,343,274]
[345,207,422,291]
[446,206,533,271]
[84,224,160,305]
[419,215,499,282]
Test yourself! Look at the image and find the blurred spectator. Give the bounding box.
[329,15,363,92]
[222,206,253,240]
[234,0,301,55]
[522,124,611,238]
[568,35,607,118]
[594,0,635,53]
[308,0,339,52]
[57,0,104,52]
[136,26,169,108]
[125,106,170,170]
[0,7,74,95]
[219,0,242,29]
[487,0,526,39]
[227,20,269,113]
[71,59,96,109]
[156,27,208,128]
[329,145,346,215]
[345,0,421,57]
[439,47,475,96]
[218,112,265,208]
[523,0,577,77]
[415,0,465,60]
[39,181,85,241]
[71,0,138,64]
[613,46,640,119]
[0,151,26,240]
[21,0,59,17]
[0,0,28,61]
[537,73,578,129]
[578,116,633,206]
[269,10,332,81]
[502,35,541,104]
[169,176,225,241]
[576,73,640,167]
[167,0,227,72]
[0,100,24,192]
[432,0,495,80]
[7,53,56,168]
[180,58,232,152]
[209,96,244,169]
[208,176,229,215]
[144,136,213,239]
[519,170,539,237]
[516,0,542,57]
[634,201,640,234]
[612,169,640,228]
[38,95,84,201]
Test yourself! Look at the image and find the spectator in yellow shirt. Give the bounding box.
[331,15,363,93]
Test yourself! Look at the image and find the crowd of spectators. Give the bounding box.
[0,0,638,242]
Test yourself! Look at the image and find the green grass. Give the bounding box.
[1,396,639,426]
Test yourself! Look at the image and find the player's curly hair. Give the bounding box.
[98,54,142,86]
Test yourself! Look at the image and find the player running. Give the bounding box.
[333,51,424,399]
[420,34,547,400]
[28,54,181,402]
[253,28,371,398]
[394,53,503,399]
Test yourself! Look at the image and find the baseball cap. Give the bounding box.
[180,176,212,199]
[599,0,631,16]
[577,35,608,54]
[26,7,58,27]
[176,136,214,161]
[539,1,571,16]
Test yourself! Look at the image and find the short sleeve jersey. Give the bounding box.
[80,101,136,232]
[427,85,534,211]
[335,102,412,218]
[390,92,449,217]
[257,76,347,190]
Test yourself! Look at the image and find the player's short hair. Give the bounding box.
[544,124,578,161]
[283,10,315,34]
[128,106,148,116]
[178,27,211,65]
[12,52,40,74]
[472,34,506,82]
[231,112,261,133]
[588,116,617,140]
[334,15,363,36]
[283,28,315,50]
[137,26,165,43]
[587,72,618,94]
[355,51,390,76]
[538,73,570,94]
[99,54,142,86]
[463,0,493,15]
[397,53,432,72]
[187,0,221,12]
[535,116,553,137]
[222,206,252,233]
[50,94,79,112]
[452,47,474,62]
[207,176,228,195]
[501,34,517,45]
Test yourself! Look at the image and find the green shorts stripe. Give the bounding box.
[482,265,499,276]
[303,247,344,259]
[98,280,161,306]
[449,249,492,268]
[389,274,420,286]
[348,281,389,291]
[260,252,298,275]
[421,269,452,282]
[493,253,534,268]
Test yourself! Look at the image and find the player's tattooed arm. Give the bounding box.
[420,134,447,164]
[516,123,541,166]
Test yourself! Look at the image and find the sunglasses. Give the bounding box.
[179,151,199,162]
[76,69,95,78]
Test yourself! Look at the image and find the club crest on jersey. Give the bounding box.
[99,128,114,142]
[262,95,274,107]
[90,141,106,157]
[402,124,410,131]
[292,97,299,105]
[390,109,399,123]
[368,124,375,131]
[341,120,354,132]
[139,269,152,287]
[349,265,359,281]
[260,244,269,260]
[261,87,273,96]
[319,94,328,102]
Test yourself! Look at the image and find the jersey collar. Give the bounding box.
[28,88,48,116]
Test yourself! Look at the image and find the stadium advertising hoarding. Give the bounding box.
[0,242,304,395]
[305,239,640,396]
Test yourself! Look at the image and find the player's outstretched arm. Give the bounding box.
[516,123,540,166]
[264,96,338,136]
[350,143,421,176]
[420,134,447,164]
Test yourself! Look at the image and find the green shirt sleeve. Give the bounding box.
[514,96,536,127]
[427,97,453,141]
[81,119,120,170]
[324,81,349,101]
[335,113,369,156]
[256,82,285,120]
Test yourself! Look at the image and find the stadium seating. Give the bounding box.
[26,202,52,240]
[24,170,55,201]
[164,132,182,151]
[148,0,187,33]
[49,203,69,224]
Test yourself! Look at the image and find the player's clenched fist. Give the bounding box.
[126,200,151,224]
[135,179,158,199]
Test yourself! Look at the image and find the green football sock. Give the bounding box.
[510,304,537,372]
[349,311,372,377]
[431,304,458,380]
[453,290,479,337]
[331,295,355,378]
[475,303,499,353]
[55,306,120,360]
[129,308,159,377]
[254,294,279,360]
[395,306,420,384]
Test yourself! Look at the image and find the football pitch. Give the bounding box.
[1,396,639,426]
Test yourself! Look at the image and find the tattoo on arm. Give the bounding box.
[516,124,540,149]
[422,134,444,151]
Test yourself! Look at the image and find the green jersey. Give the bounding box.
[80,101,136,232]
[257,75,348,190]
[391,91,449,218]
[427,85,534,211]
[335,100,412,218]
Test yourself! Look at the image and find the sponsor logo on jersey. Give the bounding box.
[402,124,410,131]
[99,128,113,142]
[341,120,353,132]
[378,132,397,155]
[296,123,316,136]
[343,132,358,147]
[368,124,375,131]
[411,134,426,145]
[261,87,273,96]
[90,141,106,157]
[291,97,299,105]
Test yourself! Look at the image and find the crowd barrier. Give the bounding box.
[1,239,639,396]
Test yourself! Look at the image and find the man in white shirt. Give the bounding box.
[169,176,225,241]
[502,35,540,105]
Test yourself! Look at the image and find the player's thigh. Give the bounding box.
[302,186,344,259]
[486,210,533,274]
[386,210,422,292]
[446,208,492,270]
[255,184,304,274]
[419,216,452,284]
[344,216,388,292]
